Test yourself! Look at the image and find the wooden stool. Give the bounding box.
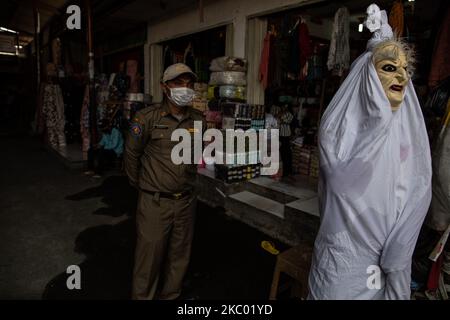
[269,242,313,300]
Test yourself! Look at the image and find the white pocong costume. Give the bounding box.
[308,6,432,300]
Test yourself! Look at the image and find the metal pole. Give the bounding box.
[85,0,97,149]
[33,1,41,134]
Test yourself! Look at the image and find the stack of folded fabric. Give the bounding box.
[309,147,319,178]
[291,137,304,174]
[209,56,247,101]
[205,110,222,129]
[292,146,312,176]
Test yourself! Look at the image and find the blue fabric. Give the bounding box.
[99,127,124,156]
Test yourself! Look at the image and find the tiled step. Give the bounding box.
[284,197,321,245]
[285,197,320,218]
[247,176,317,203]
[225,190,287,244]
[196,168,246,208]
[227,191,285,219]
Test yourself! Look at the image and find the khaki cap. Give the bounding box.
[162,63,197,83]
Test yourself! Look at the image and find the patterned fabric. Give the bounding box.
[80,86,90,159]
[42,84,66,149]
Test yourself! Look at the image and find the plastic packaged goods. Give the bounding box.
[192,98,208,112]
[219,85,246,100]
[210,56,248,72]
[207,85,219,100]
[194,82,208,92]
[214,163,261,183]
[209,71,247,86]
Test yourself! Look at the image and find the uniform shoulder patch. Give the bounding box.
[130,122,143,137]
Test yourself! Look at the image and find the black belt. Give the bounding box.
[141,189,192,200]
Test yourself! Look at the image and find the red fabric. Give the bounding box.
[428,6,450,89]
[259,32,273,90]
[427,254,444,291]
[298,22,312,80]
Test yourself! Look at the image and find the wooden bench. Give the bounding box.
[269,242,313,300]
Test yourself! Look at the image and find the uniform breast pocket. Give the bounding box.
[151,129,176,151]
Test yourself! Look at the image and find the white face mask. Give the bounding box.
[167,87,195,107]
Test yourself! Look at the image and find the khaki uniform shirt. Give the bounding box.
[124,101,205,193]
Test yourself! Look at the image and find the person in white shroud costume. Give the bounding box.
[308,4,432,300]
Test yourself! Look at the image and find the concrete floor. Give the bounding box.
[0,136,287,300]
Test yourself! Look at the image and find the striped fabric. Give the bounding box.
[279,111,293,137]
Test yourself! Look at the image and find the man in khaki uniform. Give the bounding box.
[125,63,204,300]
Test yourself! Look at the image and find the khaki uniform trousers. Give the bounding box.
[132,191,196,300]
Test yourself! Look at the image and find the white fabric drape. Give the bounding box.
[308,49,432,300]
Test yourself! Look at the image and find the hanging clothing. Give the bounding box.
[99,127,124,156]
[389,0,404,38]
[298,21,312,80]
[389,0,404,37]
[428,5,450,89]
[42,83,66,149]
[184,44,195,71]
[308,8,432,300]
[279,111,293,137]
[163,46,172,70]
[174,52,184,64]
[426,98,450,232]
[327,7,350,77]
[289,23,301,76]
[265,113,278,130]
[259,32,274,90]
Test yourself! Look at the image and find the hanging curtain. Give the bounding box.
[150,44,164,103]
[247,17,267,105]
[225,24,234,57]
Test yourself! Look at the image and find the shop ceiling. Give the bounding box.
[0,0,69,45]
[1,0,442,48]
[296,0,442,29]
[0,0,200,47]
[92,0,198,43]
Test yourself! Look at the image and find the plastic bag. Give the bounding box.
[219,85,246,100]
[210,56,247,72]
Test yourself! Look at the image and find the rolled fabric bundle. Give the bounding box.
[219,85,246,100]
[209,71,247,86]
